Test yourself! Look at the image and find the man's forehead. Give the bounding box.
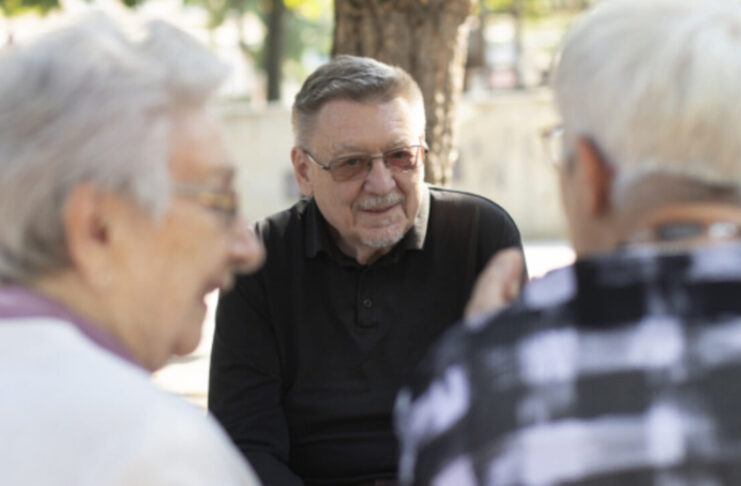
[316,96,419,120]
[312,97,423,152]
[332,138,416,153]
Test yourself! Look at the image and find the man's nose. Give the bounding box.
[229,221,265,274]
[363,158,396,194]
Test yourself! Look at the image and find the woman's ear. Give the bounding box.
[62,184,114,289]
[573,137,613,218]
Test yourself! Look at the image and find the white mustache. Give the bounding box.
[354,192,405,211]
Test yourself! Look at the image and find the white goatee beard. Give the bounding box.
[354,192,408,249]
[360,230,406,249]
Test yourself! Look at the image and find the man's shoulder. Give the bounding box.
[425,186,522,253]
[427,185,519,230]
[428,185,511,214]
[254,198,312,242]
[256,197,311,229]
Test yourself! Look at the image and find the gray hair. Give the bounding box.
[292,55,425,147]
[554,0,741,208]
[0,14,228,284]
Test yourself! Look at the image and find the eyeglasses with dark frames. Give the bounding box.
[172,183,240,228]
[302,144,428,182]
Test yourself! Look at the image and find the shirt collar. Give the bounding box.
[0,286,139,367]
[304,184,431,259]
[402,184,430,251]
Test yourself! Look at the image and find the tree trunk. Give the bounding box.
[332,0,477,186]
[265,0,285,102]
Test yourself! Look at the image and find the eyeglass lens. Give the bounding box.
[329,145,424,181]
[174,184,240,228]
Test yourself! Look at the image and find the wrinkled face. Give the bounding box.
[295,97,426,262]
[107,110,264,370]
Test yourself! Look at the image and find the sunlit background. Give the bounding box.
[2,0,592,406]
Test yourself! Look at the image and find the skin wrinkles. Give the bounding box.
[291,97,426,265]
[35,110,265,371]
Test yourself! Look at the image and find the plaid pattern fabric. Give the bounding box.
[395,244,741,486]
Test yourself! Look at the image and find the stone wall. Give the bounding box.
[216,89,568,240]
[454,90,566,238]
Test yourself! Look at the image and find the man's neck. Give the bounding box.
[334,237,393,266]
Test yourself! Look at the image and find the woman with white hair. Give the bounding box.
[0,15,263,485]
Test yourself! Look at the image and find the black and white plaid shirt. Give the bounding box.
[395,244,741,485]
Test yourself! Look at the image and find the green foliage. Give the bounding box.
[1,0,59,17]
[186,0,329,30]
[484,0,538,15]
[121,0,149,7]
[285,0,324,19]
[184,0,259,29]
[186,0,331,92]
[482,0,590,17]
[0,0,149,18]
[283,3,330,78]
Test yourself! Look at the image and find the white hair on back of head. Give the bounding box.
[0,13,228,284]
[554,0,741,206]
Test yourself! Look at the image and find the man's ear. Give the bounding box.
[62,184,114,288]
[291,147,314,197]
[573,137,613,218]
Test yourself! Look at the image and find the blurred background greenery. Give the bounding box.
[3,0,607,232]
[0,0,592,103]
[0,0,595,402]
[0,0,596,237]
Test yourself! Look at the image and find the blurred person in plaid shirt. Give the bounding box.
[395,0,741,484]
